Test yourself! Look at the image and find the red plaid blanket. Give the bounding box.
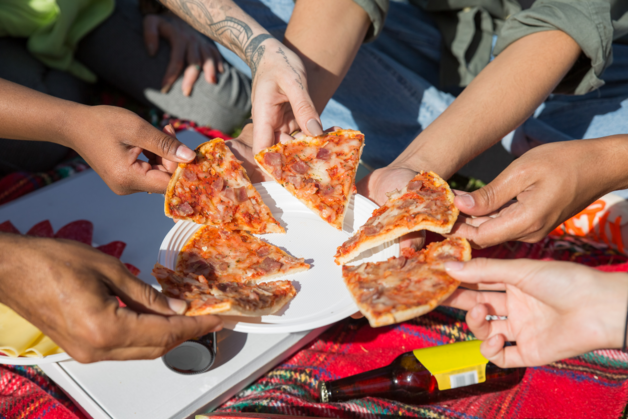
[2,122,628,419]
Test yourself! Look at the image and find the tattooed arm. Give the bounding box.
[159,0,323,152]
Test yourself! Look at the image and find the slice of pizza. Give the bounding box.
[165,138,284,234]
[176,225,310,283]
[254,129,365,230]
[335,171,458,265]
[153,264,296,316]
[343,237,471,327]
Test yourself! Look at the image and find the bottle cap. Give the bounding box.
[162,332,216,375]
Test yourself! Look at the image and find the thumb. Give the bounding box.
[143,15,160,56]
[141,124,196,162]
[109,267,187,316]
[453,166,525,217]
[284,81,323,138]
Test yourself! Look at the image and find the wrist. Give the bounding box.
[52,101,91,150]
[590,135,628,192]
[591,271,628,350]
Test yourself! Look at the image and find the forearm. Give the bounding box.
[283,0,370,112]
[391,30,581,179]
[158,0,273,78]
[0,78,82,147]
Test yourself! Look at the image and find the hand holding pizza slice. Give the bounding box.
[165,138,284,234]
[153,264,297,317]
[335,171,458,264]
[254,129,365,230]
[343,237,471,327]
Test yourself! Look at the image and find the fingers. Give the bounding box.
[139,122,195,163]
[201,44,222,85]
[182,43,202,96]
[160,22,186,93]
[480,335,525,368]
[107,265,185,316]
[445,258,539,287]
[442,289,508,314]
[454,164,528,218]
[143,15,160,56]
[286,85,322,138]
[399,231,425,252]
[350,312,365,319]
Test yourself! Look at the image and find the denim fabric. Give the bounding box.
[220,0,628,170]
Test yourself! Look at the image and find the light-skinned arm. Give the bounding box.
[442,258,628,368]
[158,0,325,152]
[359,30,582,205]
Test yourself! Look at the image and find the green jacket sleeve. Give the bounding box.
[352,0,390,42]
[494,0,628,95]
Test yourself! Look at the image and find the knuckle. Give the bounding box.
[157,134,179,157]
[69,348,97,364]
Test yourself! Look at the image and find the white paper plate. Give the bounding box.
[158,182,399,334]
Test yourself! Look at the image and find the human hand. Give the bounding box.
[64,105,195,195]
[143,13,224,96]
[226,124,271,184]
[250,38,323,154]
[0,234,222,363]
[442,258,627,368]
[357,165,425,251]
[450,140,621,248]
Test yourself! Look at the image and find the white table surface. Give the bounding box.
[0,130,330,419]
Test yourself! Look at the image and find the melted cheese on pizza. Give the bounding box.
[255,130,363,228]
[343,238,470,326]
[167,139,283,234]
[336,171,456,260]
[153,264,296,316]
[176,226,310,283]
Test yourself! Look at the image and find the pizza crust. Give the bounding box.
[255,130,364,230]
[336,171,459,265]
[343,237,471,328]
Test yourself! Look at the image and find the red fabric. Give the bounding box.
[217,236,628,418]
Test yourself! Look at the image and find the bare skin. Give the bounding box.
[443,258,628,368]
[0,234,222,363]
[158,0,324,153]
[450,136,628,248]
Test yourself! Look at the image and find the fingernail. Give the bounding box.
[167,297,187,315]
[176,145,196,160]
[444,261,464,271]
[306,119,323,136]
[457,194,475,208]
[470,305,482,319]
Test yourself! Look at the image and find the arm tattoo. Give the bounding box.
[276,47,304,90]
[159,0,272,79]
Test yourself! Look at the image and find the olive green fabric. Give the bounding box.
[352,0,628,94]
[0,0,115,82]
[352,0,389,42]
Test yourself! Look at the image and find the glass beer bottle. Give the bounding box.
[320,341,525,405]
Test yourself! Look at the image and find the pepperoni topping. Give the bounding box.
[222,187,236,203]
[212,177,224,191]
[264,152,282,166]
[316,148,331,160]
[292,159,309,174]
[286,175,303,189]
[407,180,423,192]
[364,223,383,236]
[319,184,335,196]
[177,202,194,216]
[258,257,282,273]
[183,169,197,182]
[235,186,248,203]
[272,167,283,179]
[398,199,416,209]
[185,254,214,277]
[213,260,229,271]
[388,256,407,270]
[256,247,271,257]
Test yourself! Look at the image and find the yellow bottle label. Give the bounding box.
[413,340,488,391]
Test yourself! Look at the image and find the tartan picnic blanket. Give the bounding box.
[3,115,628,418]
